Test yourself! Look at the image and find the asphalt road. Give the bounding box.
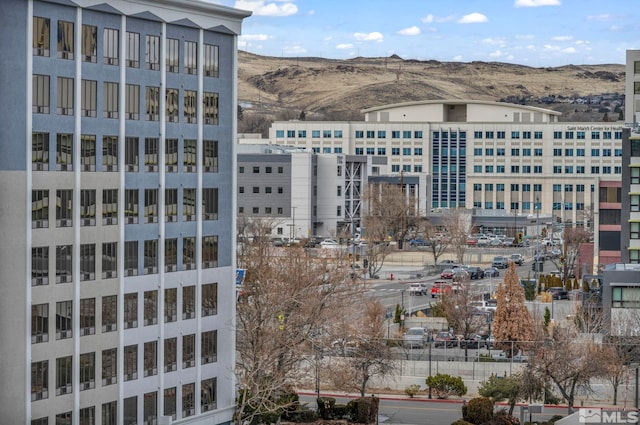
[298,393,570,424]
[365,261,577,320]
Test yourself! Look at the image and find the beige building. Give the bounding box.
[266,100,624,227]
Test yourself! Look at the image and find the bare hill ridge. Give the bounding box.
[237,51,625,123]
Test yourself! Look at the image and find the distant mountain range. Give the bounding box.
[237,51,625,130]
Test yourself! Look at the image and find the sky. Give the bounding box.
[209,0,639,67]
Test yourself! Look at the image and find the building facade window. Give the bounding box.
[144,239,158,274]
[203,236,218,268]
[56,189,73,226]
[33,75,50,113]
[56,356,72,395]
[31,360,48,401]
[79,352,95,390]
[79,298,95,336]
[184,91,197,123]
[144,290,158,326]
[183,238,196,270]
[185,41,197,74]
[203,93,219,125]
[124,345,137,381]
[101,348,117,385]
[57,21,74,59]
[166,38,179,72]
[126,84,140,120]
[183,334,195,368]
[33,17,50,57]
[80,243,95,281]
[144,341,158,377]
[57,77,74,115]
[145,35,160,70]
[183,286,196,319]
[103,82,119,118]
[103,28,119,65]
[201,330,217,364]
[124,293,138,329]
[203,44,219,76]
[102,295,117,332]
[81,79,97,117]
[145,86,160,121]
[126,31,140,67]
[32,190,49,228]
[32,303,49,344]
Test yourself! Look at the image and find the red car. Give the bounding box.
[440,269,454,279]
[431,282,452,298]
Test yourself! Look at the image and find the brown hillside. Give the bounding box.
[237,51,625,126]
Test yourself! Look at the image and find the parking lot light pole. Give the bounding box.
[428,342,432,399]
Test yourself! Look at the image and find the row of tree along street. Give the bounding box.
[233,184,624,424]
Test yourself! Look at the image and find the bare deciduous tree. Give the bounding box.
[441,208,472,264]
[235,219,362,424]
[438,277,487,360]
[326,299,397,396]
[530,323,606,414]
[362,182,419,277]
[418,218,449,265]
[493,263,534,356]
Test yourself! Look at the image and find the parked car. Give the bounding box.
[485,334,495,349]
[408,282,427,296]
[452,270,470,283]
[502,237,516,246]
[546,248,562,259]
[465,266,485,280]
[409,238,429,247]
[483,267,499,277]
[460,334,486,349]
[466,237,478,246]
[492,256,509,269]
[320,239,339,248]
[433,331,457,348]
[431,282,452,298]
[439,259,458,266]
[403,327,429,349]
[440,269,454,279]
[547,287,569,300]
[510,253,523,266]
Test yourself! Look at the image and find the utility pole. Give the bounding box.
[534,197,540,284]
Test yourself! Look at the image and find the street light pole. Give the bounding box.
[535,197,540,284]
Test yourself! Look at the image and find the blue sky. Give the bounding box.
[210,0,639,67]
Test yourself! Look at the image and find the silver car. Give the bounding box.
[403,327,428,349]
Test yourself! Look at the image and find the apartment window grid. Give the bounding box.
[56,189,73,226]
[81,79,97,117]
[56,301,72,340]
[185,41,197,74]
[146,35,160,70]
[126,84,140,120]
[56,244,72,283]
[32,189,49,228]
[144,341,158,378]
[103,28,119,65]
[201,378,217,412]
[102,295,117,332]
[126,31,140,67]
[79,298,95,336]
[57,20,74,59]
[33,16,50,57]
[103,135,118,171]
[57,76,74,115]
[183,383,195,417]
[166,138,179,172]
[144,290,158,326]
[183,286,196,319]
[32,132,50,171]
[80,134,96,171]
[31,360,48,401]
[56,356,72,395]
[203,235,218,268]
[32,303,49,344]
[184,91,197,123]
[164,338,178,373]
[102,189,118,225]
[79,352,95,390]
[145,86,160,121]
[102,242,117,279]
[183,237,196,271]
[144,239,158,274]
[124,345,137,381]
[33,74,50,114]
[203,188,218,220]
[201,330,217,364]
[125,189,139,225]
[104,82,119,118]
[31,246,48,287]
[183,188,196,222]
[166,38,179,72]
[204,140,218,172]
[166,88,179,123]
[165,288,177,322]
[203,92,219,125]
[145,138,159,172]
[56,133,73,171]
[80,243,96,281]
[80,189,96,226]
[124,293,138,329]
[204,44,219,77]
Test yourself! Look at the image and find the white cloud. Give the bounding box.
[397,26,421,36]
[551,36,573,42]
[421,14,454,23]
[452,55,463,62]
[515,34,535,40]
[234,1,298,16]
[587,14,613,21]
[609,25,623,31]
[307,9,315,16]
[240,34,270,41]
[562,47,576,54]
[354,32,384,42]
[514,0,561,7]
[457,13,488,24]
[481,37,506,46]
[489,50,504,58]
[336,43,354,50]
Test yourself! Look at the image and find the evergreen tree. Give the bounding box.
[493,262,534,355]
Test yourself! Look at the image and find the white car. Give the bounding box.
[403,327,428,349]
[408,283,427,296]
[319,239,339,248]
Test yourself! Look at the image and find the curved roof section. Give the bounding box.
[362,99,562,124]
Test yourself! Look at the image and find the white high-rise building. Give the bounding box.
[0,1,250,424]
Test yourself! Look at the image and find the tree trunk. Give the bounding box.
[613,385,618,405]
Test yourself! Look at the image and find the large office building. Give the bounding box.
[0,1,249,424]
